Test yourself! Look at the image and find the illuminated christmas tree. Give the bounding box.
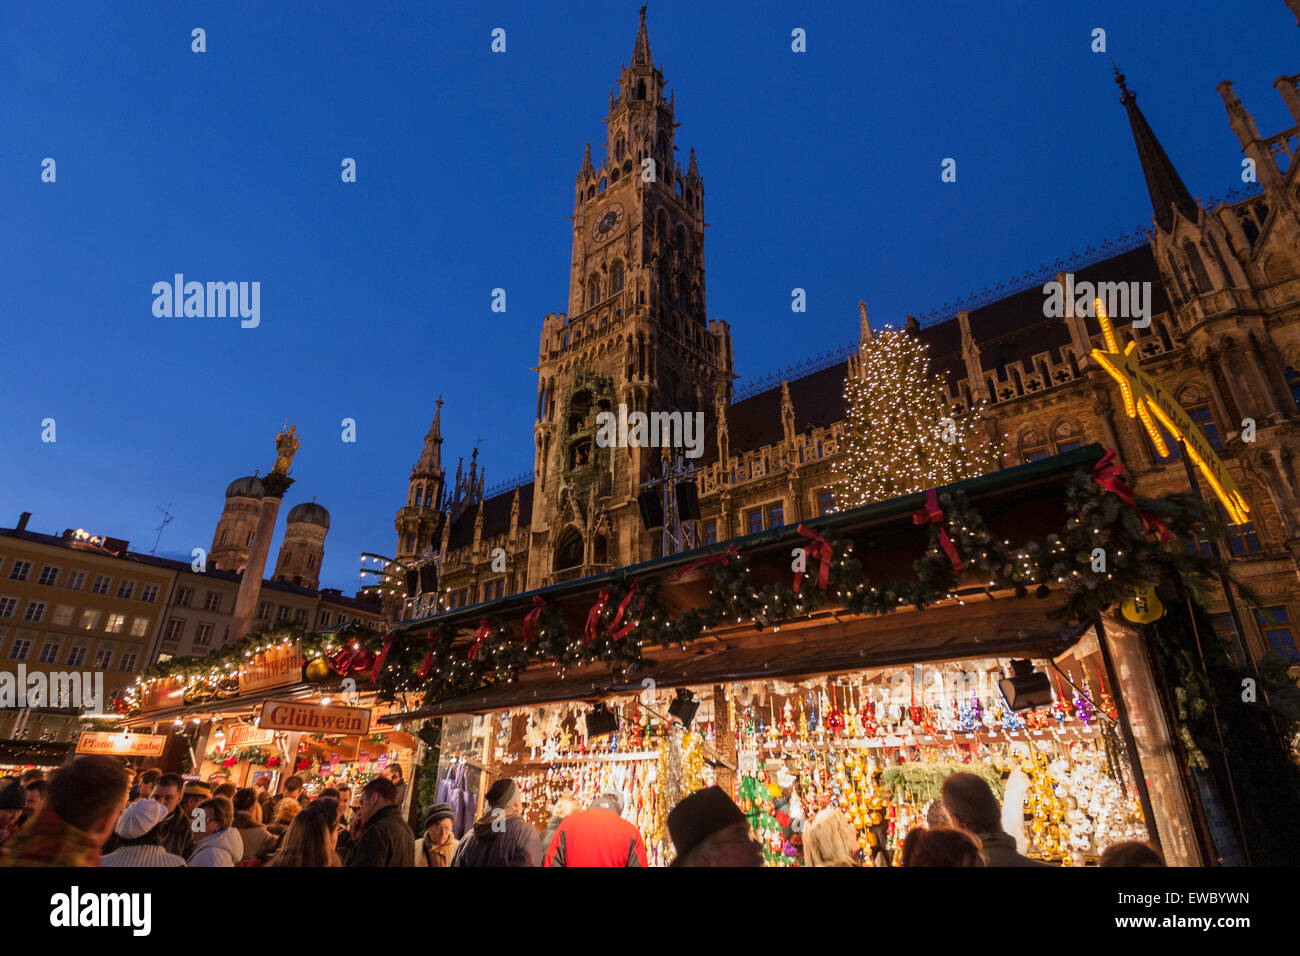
[836,302,1000,508]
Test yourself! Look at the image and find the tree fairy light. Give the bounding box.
[836,320,1000,509]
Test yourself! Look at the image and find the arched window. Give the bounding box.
[1166,252,1190,299]
[610,261,624,293]
[553,527,584,571]
[588,274,602,307]
[636,81,646,100]
[1183,240,1212,292]
[1019,428,1048,463]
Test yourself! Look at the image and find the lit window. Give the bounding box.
[52,605,74,626]
[79,609,101,630]
[1256,606,1298,663]
[1186,404,1222,450]
[130,618,149,638]
[105,613,126,634]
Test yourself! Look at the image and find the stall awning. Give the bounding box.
[383,609,1091,719]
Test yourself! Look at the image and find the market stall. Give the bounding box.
[114,625,417,811]
[378,446,1223,866]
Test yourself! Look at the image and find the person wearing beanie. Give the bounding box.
[667,786,763,867]
[449,778,541,867]
[100,799,187,867]
[414,802,458,867]
[543,788,647,867]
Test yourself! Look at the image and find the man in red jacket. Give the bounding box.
[543,789,647,867]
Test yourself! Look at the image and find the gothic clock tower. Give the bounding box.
[527,7,734,588]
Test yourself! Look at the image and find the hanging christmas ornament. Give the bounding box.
[1120,587,1165,624]
[305,657,331,682]
[826,685,845,734]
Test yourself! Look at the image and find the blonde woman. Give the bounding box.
[803,808,861,867]
[266,796,301,841]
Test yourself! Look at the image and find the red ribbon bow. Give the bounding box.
[609,584,638,641]
[416,630,437,682]
[522,597,546,644]
[912,487,962,572]
[467,620,492,660]
[585,591,611,644]
[793,524,833,591]
[675,544,739,579]
[1092,448,1171,542]
[371,635,393,685]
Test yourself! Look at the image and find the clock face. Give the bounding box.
[590,202,625,242]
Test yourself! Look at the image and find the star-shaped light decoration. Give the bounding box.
[1090,299,1249,524]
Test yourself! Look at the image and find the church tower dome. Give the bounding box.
[210,475,264,573]
[273,498,329,589]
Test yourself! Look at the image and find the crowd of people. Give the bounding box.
[0,758,1165,868]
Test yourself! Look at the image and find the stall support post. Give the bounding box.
[1092,615,1162,854]
[192,720,213,780]
[712,684,736,797]
[279,733,303,792]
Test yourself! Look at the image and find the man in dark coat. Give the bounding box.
[344,777,414,867]
[450,778,541,868]
[941,772,1051,867]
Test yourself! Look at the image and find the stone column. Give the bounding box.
[231,472,294,642]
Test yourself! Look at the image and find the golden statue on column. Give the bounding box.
[273,425,300,476]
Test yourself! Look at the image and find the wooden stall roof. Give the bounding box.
[384,589,1090,719]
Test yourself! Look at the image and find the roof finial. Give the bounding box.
[1113,63,1132,101]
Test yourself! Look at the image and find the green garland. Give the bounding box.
[880,761,1003,805]
[362,469,1238,707]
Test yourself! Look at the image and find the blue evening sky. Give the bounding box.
[1,1,1296,591]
